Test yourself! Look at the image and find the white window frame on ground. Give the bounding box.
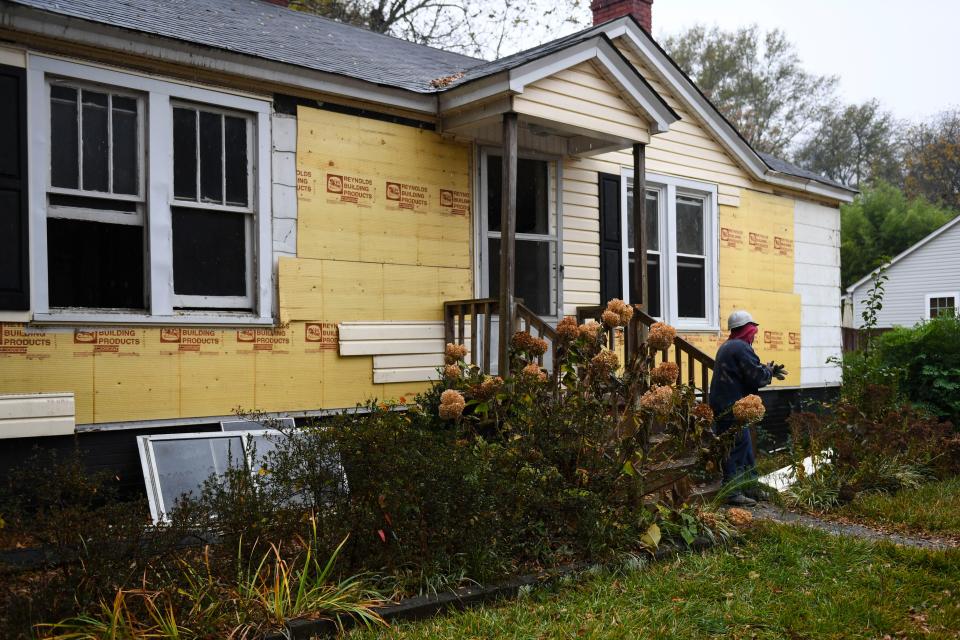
[620,170,719,331]
[925,292,958,320]
[27,54,273,325]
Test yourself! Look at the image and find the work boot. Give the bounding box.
[726,492,757,507]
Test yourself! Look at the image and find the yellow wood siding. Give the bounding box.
[513,61,651,144]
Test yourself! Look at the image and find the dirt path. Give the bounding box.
[749,503,959,550]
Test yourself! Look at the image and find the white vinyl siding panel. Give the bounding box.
[513,61,651,144]
[0,392,75,438]
[794,200,842,386]
[850,220,960,328]
[338,321,470,383]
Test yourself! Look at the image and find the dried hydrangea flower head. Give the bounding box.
[443,363,462,379]
[590,350,619,376]
[578,322,601,341]
[511,331,549,356]
[521,362,548,382]
[726,507,753,528]
[556,316,579,343]
[646,322,677,352]
[470,375,503,400]
[640,385,674,415]
[438,388,466,420]
[650,361,679,386]
[601,310,621,327]
[732,394,765,424]
[691,402,715,424]
[444,342,468,364]
[604,298,634,326]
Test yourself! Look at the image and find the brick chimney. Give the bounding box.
[590,0,653,32]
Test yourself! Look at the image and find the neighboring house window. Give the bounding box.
[926,293,958,319]
[622,172,718,329]
[28,56,272,324]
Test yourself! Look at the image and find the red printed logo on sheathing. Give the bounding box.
[326,174,343,194]
[73,330,97,344]
[386,182,402,201]
[440,189,453,207]
[236,329,256,343]
[160,328,181,343]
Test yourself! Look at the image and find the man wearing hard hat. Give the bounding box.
[709,310,787,506]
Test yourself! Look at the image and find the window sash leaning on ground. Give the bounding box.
[27,55,273,325]
[621,171,719,330]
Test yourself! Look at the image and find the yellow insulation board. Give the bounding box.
[0,107,473,425]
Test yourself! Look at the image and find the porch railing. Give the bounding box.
[443,299,560,371]
[576,305,716,406]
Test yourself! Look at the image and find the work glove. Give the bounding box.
[771,363,788,380]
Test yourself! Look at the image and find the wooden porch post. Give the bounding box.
[633,142,648,309]
[498,112,519,376]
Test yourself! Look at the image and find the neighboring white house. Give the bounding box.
[844,215,960,328]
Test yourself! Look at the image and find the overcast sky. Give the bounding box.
[646,0,957,121]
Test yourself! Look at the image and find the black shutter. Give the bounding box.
[0,64,29,310]
[598,172,622,305]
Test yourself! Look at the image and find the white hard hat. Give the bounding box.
[727,309,757,330]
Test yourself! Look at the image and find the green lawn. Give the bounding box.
[352,523,960,639]
[839,477,960,536]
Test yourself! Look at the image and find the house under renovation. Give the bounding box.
[0,0,855,487]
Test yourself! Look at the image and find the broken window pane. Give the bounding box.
[111,96,138,195]
[81,90,109,192]
[47,218,144,309]
[199,111,223,204]
[224,116,248,207]
[173,107,197,200]
[50,86,79,189]
[172,207,247,299]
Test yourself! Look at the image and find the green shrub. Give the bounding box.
[875,314,960,424]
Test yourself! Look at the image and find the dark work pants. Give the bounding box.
[715,417,756,484]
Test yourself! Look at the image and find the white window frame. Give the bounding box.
[137,429,280,523]
[620,170,719,331]
[476,146,563,321]
[925,292,958,320]
[28,54,273,325]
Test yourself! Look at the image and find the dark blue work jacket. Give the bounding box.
[708,338,772,420]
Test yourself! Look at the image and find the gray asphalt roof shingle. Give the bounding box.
[757,152,851,191]
[7,0,482,92]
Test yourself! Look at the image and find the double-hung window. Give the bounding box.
[29,55,272,324]
[622,172,718,329]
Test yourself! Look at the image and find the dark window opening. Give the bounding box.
[174,107,249,208]
[47,218,144,309]
[486,156,549,234]
[677,256,706,318]
[487,238,553,316]
[172,208,247,300]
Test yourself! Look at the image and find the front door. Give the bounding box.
[478,149,560,371]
